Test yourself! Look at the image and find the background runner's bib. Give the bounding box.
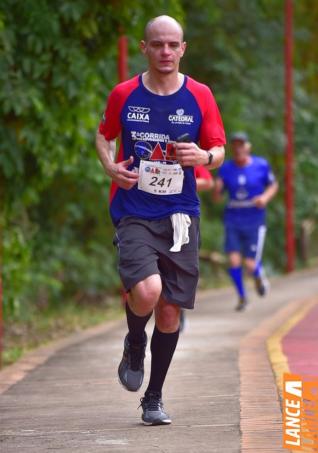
[138,161,184,195]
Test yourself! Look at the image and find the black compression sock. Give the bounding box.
[125,302,152,344]
[145,326,180,396]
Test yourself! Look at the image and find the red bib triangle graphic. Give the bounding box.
[150,143,165,160]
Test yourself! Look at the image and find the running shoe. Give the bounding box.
[140,391,171,426]
[118,332,147,392]
[235,297,248,311]
[254,273,269,297]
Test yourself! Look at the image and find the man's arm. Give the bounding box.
[95,131,139,190]
[212,177,224,202]
[253,181,279,208]
[175,142,225,170]
[196,177,214,192]
[194,165,214,192]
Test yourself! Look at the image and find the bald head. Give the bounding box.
[141,15,186,76]
[144,15,184,42]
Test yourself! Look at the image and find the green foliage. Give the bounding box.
[0,0,183,318]
[181,0,318,270]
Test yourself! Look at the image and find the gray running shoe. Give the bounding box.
[140,392,171,426]
[235,297,248,311]
[118,332,147,392]
[254,274,269,297]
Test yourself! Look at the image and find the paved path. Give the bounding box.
[0,269,318,453]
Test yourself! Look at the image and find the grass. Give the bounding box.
[3,297,124,368]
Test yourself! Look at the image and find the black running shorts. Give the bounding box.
[113,216,200,309]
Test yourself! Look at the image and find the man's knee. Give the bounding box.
[129,274,162,315]
[244,257,256,274]
[228,252,242,267]
[155,298,180,333]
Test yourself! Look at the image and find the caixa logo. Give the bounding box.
[127,106,150,123]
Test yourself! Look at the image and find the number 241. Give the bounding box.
[149,176,172,188]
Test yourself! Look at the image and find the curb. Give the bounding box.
[267,297,318,395]
[0,317,124,395]
[239,297,316,453]
[266,297,318,453]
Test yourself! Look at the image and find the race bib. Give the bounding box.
[138,160,184,195]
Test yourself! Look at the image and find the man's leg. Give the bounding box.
[225,225,247,310]
[227,252,248,310]
[126,274,162,343]
[244,257,258,276]
[140,297,180,426]
[118,274,161,392]
[146,297,180,395]
[245,257,269,296]
[244,225,269,296]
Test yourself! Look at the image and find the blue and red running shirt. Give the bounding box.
[98,74,226,225]
[194,165,213,182]
[218,156,276,226]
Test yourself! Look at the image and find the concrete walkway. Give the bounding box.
[1,269,318,453]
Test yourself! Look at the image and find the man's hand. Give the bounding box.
[213,177,224,203]
[107,156,139,190]
[253,182,279,208]
[95,131,138,190]
[253,194,268,208]
[175,142,208,166]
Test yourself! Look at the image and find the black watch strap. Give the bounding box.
[206,151,213,166]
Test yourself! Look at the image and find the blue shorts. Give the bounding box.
[224,223,267,260]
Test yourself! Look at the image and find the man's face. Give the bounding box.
[231,140,251,163]
[140,21,186,74]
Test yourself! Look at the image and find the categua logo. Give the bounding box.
[127,106,150,123]
[168,108,194,125]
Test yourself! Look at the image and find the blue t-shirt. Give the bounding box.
[218,156,275,226]
[99,74,225,225]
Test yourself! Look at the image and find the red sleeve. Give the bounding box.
[98,76,139,140]
[195,165,213,181]
[187,78,226,149]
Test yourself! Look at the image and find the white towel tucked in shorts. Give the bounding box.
[169,213,192,252]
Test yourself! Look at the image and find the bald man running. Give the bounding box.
[96,15,226,425]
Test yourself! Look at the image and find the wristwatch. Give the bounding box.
[206,151,213,166]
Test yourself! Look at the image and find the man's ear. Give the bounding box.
[140,40,147,55]
[180,41,187,58]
